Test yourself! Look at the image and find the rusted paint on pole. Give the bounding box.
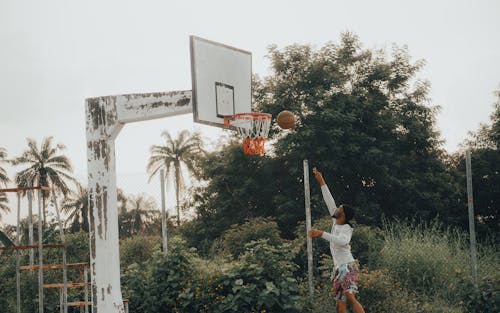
[38,189,44,313]
[160,169,168,256]
[465,150,478,285]
[16,192,21,313]
[303,160,314,299]
[86,91,192,313]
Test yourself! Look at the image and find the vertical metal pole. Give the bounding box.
[52,190,68,313]
[160,169,168,256]
[28,182,34,265]
[16,192,21,313]
[465,151,478,285]
[303,160,314,299]
[84,265,89,313]
[38,189,44,313]
[59,288,63,313]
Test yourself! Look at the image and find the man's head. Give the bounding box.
[333,204,355,225]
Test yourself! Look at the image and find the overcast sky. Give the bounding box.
[1,0,499,226]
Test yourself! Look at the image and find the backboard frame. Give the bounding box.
[190,35,252,129]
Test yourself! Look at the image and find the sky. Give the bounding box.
[1,0,499,226]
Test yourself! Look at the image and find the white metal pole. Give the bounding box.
[38,189,44,313]
[303,160,314,299]
[28,182,34,266]
[52,190,68,313]
[465,150,478,285]
[160,169,168,256]
[16,192,21,313]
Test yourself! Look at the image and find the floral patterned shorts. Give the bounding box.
[332,262,359,301]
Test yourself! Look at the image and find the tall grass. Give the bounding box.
[379,219,499,306]
[311,219,498,312]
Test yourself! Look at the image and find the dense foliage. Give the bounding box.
[0,33,498,312]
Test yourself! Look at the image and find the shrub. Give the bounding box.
[461,277,500,313]
[222,217,283,258]
[123,236,196,313]
[120,235,161,268]
[350,224,384,267]
[178,239,302,313]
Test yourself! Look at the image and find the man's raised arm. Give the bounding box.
[313,167,337,216]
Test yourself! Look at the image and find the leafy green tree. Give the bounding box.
[184,141,279,251]
[147,130,203,226]
[190,33,457,241]
[222,217,283,258]
[451,88,499,237]
[61,182,89,232]
[11,137,75,223]
[254,33,455,229]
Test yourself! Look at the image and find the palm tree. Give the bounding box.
[0,147,10,220]
[61,182,89,232]
[0,147,9,186]
[11,137,75,223]
[119,193,156,237]
[147,130,203,226]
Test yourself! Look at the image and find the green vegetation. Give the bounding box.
[0,33,498,312]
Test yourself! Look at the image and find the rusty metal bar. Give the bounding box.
[0,186,52,192]
[0,244,65,251]
[43,282,90,289]
[19,262,88,270]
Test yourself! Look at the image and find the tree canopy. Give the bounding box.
[188,33,462,243]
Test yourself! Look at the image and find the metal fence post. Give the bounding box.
[465,150,478,285]
[160,169,168,256]
[303,160,314,299]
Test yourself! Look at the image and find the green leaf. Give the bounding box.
[0,230,14,247]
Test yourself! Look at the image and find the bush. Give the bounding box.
[461,277,500,313]
[123,236,196,313]
[222,217,283,258]
[350,224,384,267]
[120,235,161,268]
[181,239,302,313]
[358,266,420,313]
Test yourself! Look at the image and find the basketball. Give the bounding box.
[276,110,296,129]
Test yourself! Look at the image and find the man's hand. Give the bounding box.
[312,167,326,186]
[307,229,324,238]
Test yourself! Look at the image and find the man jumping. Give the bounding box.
[307,167,365,313]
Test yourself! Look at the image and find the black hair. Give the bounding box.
[341,204,355,227]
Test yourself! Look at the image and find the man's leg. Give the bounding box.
[336,299,347,313]
[345,292,365,313]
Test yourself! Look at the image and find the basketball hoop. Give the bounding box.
[224,112,272,155]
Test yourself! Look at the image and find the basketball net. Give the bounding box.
[225,112,272,155]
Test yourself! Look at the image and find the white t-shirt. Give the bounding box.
[319,184,355,268]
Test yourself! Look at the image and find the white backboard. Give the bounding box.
[190,36,252,128]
